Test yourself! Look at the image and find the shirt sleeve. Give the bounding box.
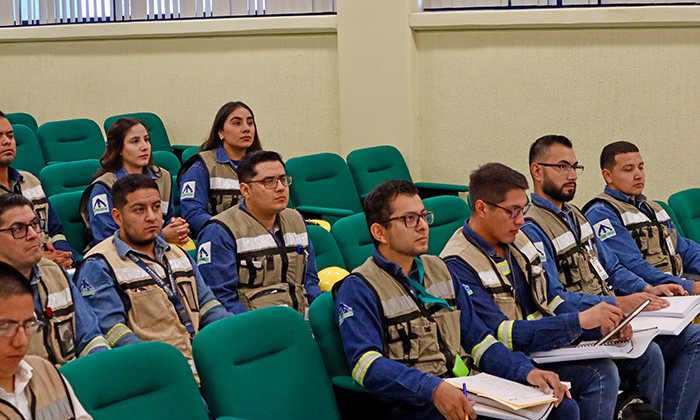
[46,202,78,262]
[179,160,212,236]
[87,184,120,245]
[594,235,652,295]
[677,234,700,277]
[303,238,322,304]
[186,251,230,327]
[62,375,94,420]
[69,279,110,357]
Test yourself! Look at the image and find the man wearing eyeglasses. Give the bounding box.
[196,150,321,315]
[0,194,109,367]
[0,261,93,420]
[522,135,700,420]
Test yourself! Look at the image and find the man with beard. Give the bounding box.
[521,134,700,420]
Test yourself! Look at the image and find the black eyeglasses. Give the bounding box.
[483,201,530,220]
[381,211,434,228]
[246,175,293,189]
[0,319,44,337]
[0,219,41,239]
[537,162,585,174]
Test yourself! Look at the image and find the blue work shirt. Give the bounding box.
[86,166,175,246]
[335,247,536,406]
[179,145,239,235]
[584,187,698,294]
[76,232,229,347]
[30,264,109,358]
[443,222,592,353]
[196,200,321,314]
[3,167,77,261]
[522,194,647,310]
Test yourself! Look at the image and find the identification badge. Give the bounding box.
[589,257,609,281]
[666,236,676,255]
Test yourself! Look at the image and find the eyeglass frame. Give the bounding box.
[244,175,293,190]
[0,318,44,338]
[482,201,531,220]
[0,218,42,240]
[536,162,585,174]
[380,211,435,228]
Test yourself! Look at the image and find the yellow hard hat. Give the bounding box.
[318,266,350,292]
[171,237,196,252]
[306,219,331,232]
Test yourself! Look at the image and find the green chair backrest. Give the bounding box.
[331,213,373,271]
[669,189,700,244]
[424,195,470,256]
[6,112,38,133]
[654,200,684,238]
[193,306,341,420]
[104,112,172,153]
[180,145,200,164]
[308,292,350,380]
[39,159,102,197]
[37,118,105,163]
[12,124,46,177]
[346,145,413,199]
[49,191,91,255]
[308,224,345,270]
[153,151,182,216]
[60,342,209,420]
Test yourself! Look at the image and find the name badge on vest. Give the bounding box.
[588,256,609,281]
[665,236,676,256]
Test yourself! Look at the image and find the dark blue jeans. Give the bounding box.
[656,324,700,420]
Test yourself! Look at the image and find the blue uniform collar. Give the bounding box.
[114,229,170,262]
[215,145,240,168]
[604,185,648,208]
[371,247,419,283]
[530,193,573,218]
[238,200,281,234]
[1,166,23,193]
[461,220,501,261]
[29,264,42,286]
[114,166,157,180]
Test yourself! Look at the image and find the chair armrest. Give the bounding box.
[331,376,375,394]
[295,206,355,218]
[415,182,469,193]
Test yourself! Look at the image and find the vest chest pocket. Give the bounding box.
[128,287,177,329]
[494,296,521,321]
[241,283,294,311]
[431,309,462,357]
[52,318,76,359]
[385,319,426,363]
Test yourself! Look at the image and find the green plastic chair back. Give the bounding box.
[308,224,345,270]
[654,200,684,238]
[12,124,46,177]
[181,145,200,164]
[39,159,101,197]
[669,189,700,244]
[60,342,209,420]
[424,195,470,256]
[192,306,340,420]
[6,112,38,133]
[104,112,172,153]
[49,191,91,256]
[331,213,373,271]
[346,145,413,198]
[286,153,363,225]
[153,151,182,216]
[37,118,105,163]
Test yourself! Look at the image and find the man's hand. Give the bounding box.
[432,381,477,420]
[692,282,700,295]
[43,241,73,270]
[578,302,624,334]
[526,369,571,407]
[616,292,669,313]
[162,217,190,245]
[645,283,687,297]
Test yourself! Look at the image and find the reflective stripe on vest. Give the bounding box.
[198,150,242,215]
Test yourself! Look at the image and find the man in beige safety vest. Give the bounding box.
[196,150,321,315]
[334,179,574,420]
[0,261,93,420]
[76,174,228,374]
[0,194,109,366]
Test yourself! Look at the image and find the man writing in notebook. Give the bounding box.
[334,179,575,420]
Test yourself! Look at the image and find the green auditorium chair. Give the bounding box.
[153,150,182,217]
[60,342,213,420]
[39,159,101,197]
[104,112,174,153]
[423,195,470,256]
[37,118,105,163]
[286,153,363,225]
[11,124,46,177]
[346,145,469,199]
[654,200,685,238]
[192,306,341,420]
[308,224,346,270]
[180,145,199,164]
[6,112,38,133]
[331,213,373,271]
[49,191,91,257]
[669,189,700,244]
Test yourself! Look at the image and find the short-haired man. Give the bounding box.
[522,135,700,420]
[0,194,108,366]
[0,111,76,269]
[76,174,228,373]
[335,179,575,420]
[0,261,93,420]
[583,140,700,294]
[196,150,321,315]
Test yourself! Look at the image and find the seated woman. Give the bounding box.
[178,101,262,235]
[80,117,189,246]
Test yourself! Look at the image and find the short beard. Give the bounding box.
[0,155,15,166]
[123,230,158,248]
[542,178,576,203]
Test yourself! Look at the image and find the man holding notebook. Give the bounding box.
[334,180,576,420]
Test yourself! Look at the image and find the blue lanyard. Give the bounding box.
[406,258,453,312]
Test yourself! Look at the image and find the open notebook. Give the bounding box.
[630,295,700,335]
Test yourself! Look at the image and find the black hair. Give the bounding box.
[0,194,33,227]
[600,141,640,170]
[237,150,285,183]
[202,101,263,153]
[363,179,420,247]
[111,174,159,210]
[529,135,574,166]
[0,261,32,300]
[469,163,529,211]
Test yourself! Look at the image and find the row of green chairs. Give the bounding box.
[667,189,700,244]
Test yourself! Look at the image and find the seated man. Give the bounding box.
[522,134,700,420]
[76,174,228,374]
[0,111,76,269]
[0,194,108,365]
[584,140,700,293]
[335,179,575,420]
[0,261,93,420]
[196,150,321,315]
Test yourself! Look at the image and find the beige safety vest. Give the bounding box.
[83,238,201,363]
[208,206,310,314]
[584,194,683,276]
[27,259,77,366]
[0,171,52,244]
[351,255,469,377]
[525,204,615,297]
[184,150,242,216]
[79,167,172,229]
[0,356,75,420]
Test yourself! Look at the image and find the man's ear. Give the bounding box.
[530,163,543,183]
[370,223,388,246]
[602,168,613,185]
[112,207,123,228]
[473,199,488,218]
[240,182,251,200]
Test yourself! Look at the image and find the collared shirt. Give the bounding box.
[584,186,699,293]
[0,360,92,420]
[196,200,321,314]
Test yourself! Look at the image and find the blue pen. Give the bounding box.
[462,382,467,398]
[297,244,302,254]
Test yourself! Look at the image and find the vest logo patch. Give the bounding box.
[197,242,211,265]
[533,242,547,263]
[594,219,616,241]
[462,284,473,296]
[181,181,196,199]
[338,303,354,326]
[79,280,95,297]
[92,194,109,215]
